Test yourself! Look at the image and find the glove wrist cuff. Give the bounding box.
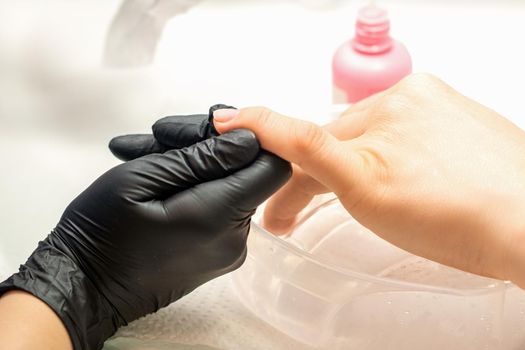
[0,238,121,350]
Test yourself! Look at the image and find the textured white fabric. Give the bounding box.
[104,337,220,350]
[107,274,311,350]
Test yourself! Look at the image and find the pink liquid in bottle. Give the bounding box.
[332,5,412,103]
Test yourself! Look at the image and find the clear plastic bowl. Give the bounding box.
[232,196,525,349]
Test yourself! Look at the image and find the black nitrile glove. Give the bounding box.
[109,104,236,161]
[0,104,291,350]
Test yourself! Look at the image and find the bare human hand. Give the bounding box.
[213,73,525,288]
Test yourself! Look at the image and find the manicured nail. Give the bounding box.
[213,108,239,123]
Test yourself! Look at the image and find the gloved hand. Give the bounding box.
[0,104,291,350]
[108,104,236,161]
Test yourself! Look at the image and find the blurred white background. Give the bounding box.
[0,0,524,278]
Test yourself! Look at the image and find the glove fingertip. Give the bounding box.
[109,134,164,161]
[152,114,210,148]
[108,135,133,161]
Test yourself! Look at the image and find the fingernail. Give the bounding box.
[213,108,239,123]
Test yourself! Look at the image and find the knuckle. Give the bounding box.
[292,121,327,154]
[119,156,155,179]
[379,73,445,114]
[243,106,281,137]
[395,73,446,98]
[107,163,133,185]
[109,155,161,188]
[337,142,392,219]
[252,106,275,129]
[377,92,412,114]
[400,72,440,88]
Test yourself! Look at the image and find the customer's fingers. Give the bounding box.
[262,165,327,235]
[325,90,390,140]
[261,108,368,235]
[261,114,371,235]
[213,107,361,195]
[324,112,368,140]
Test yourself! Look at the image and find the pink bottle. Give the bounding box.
[332,5,412,104]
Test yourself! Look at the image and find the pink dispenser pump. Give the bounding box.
[332,4,412,103]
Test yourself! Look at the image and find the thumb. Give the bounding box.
[213,107,360,195]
